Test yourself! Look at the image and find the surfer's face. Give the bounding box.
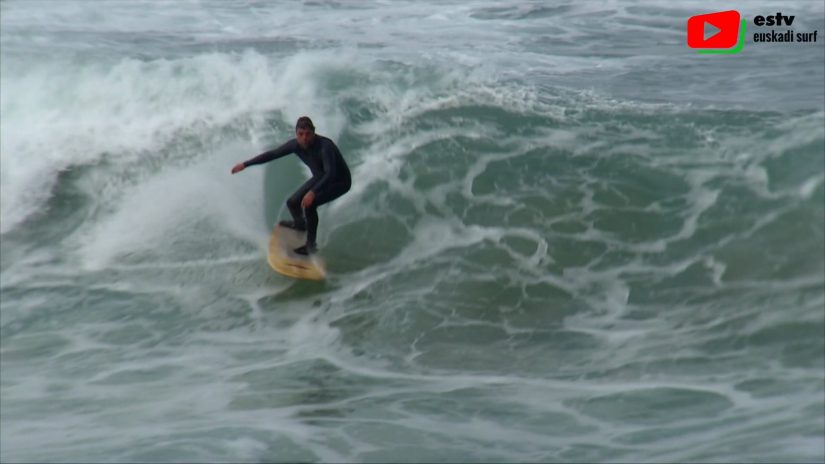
[296,128,315,149]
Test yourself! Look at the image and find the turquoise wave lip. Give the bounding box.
[697,20,748,54]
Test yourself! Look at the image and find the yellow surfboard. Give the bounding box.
[267,225,326,281]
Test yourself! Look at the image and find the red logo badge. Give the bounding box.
[687,10,741,49]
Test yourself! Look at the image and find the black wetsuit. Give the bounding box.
[243,135,351,248]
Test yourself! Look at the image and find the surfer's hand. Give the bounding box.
[301,190,315,209]
[231,163,245,174]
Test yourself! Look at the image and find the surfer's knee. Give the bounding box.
[286,196,300,210]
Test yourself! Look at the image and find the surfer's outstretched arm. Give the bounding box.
[230,139,298,174]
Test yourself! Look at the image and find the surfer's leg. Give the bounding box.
[284,178,316,230]
[304,205,320,248]
[299,181,351,252]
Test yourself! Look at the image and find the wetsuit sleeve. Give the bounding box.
[311,142,340,194]
[242,139,297,167]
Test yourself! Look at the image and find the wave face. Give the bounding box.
[2,1,823,462]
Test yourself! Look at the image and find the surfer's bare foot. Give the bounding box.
[294,243,317,256]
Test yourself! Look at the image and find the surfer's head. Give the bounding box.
[295,116,316,149]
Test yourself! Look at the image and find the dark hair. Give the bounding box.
[295,116,315,132]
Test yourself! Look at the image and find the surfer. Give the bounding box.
[231,116,351,255]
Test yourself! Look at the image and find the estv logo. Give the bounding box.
[687,10,747,54]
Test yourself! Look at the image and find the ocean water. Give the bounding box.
[1,0,823,462]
